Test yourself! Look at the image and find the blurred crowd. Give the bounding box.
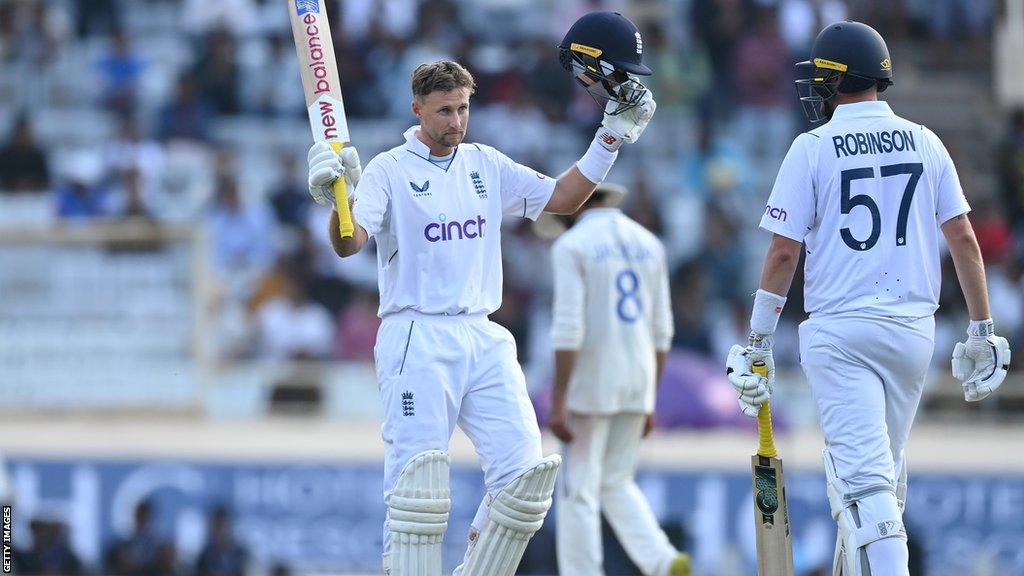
[0,0,1020,404]
[12,498,292,576]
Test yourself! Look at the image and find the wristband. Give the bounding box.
[967,319,994,338]
[750,289,787,336]
[576,136,619,183]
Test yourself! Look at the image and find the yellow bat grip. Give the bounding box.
[752,362,778,458]
[329,141,355,239]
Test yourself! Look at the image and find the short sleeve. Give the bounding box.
[491,148,556,221]
[928,130,971,224]
[550,238,586,350]
[759,133,817,241]
[351,155,391,237]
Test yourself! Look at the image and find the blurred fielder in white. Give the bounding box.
[303,11,656,573]
[547,183,690,576]
[726,21,1011,576]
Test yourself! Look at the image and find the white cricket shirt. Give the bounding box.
[353,126,556,317]
[761,101,970,318]
[551,209,673,414]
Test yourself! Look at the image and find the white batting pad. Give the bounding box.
[384,450,451,576]
[460,454,561,576]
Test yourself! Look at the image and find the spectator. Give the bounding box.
[206,175,275,286]
[19,519,82,575]
[241,34,304,117]
[195,506,249,576]
[698,202,746,304]
[73,0,119,38]
[181,0,257,37]
[111,168,158,227]
[151,542,181,576]
[731,5,793,189]
[192,28,241,115]
[927,0,991,66]
[254,275,335,360]
[519,37,574,123]
[104,116,165,210]
[335,289,381,361]
[95,31,145,114]
[105,499,164,576]
[158,76,214,142]
[998,109,1024,229]
[0,115,50,193]
[690,0,752,121]
[55,150,112,220]
[268,154,311,229]
[671,262,712,353]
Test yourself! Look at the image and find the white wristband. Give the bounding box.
[967,319,994,337]
[750,289,787,336]
[575,137,618,184]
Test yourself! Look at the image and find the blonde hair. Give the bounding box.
[411,61,476,99]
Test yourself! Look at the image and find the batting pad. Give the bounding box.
[384,450,451,575]
[460,454,561,576]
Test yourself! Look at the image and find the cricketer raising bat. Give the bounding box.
[751,361,795,576]
[287,0,354,238]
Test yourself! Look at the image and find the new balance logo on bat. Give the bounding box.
[295,0,320,15]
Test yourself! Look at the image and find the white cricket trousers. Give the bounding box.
[375,310,543,558]
[799,313,934,501]
[556,413,678,576]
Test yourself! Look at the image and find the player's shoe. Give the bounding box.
[669,552,692,576]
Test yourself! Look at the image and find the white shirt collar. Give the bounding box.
[831,100,895,120]
[402,126,431,156]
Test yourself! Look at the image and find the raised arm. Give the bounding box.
[309,142,389,258]
[543,91,657,214]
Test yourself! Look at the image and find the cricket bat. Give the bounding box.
[287,0,354,238]
[751,361,795,575]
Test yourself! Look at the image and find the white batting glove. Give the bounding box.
[952,319,1011,402]
[307,142,361,207]
[726,336,775,418]
[594,87,657,151]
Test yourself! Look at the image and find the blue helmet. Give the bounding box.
[559,11,651,115]
[795,21,894,123]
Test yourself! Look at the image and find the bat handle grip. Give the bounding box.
[752,362,778,458]
[329,141,355,239]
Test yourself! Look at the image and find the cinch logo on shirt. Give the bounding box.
[423,214,487,242]
[764,205,787,222]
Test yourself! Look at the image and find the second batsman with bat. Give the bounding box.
[726,21,1011,576]
[305,12,656,575]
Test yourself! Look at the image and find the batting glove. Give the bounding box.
[726,335,775,418]
[952,319,1011,402]
[595,87,656,151]
[307,142,361,207]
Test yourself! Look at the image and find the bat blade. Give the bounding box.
[752,451,794,575]
[751,363,794,575]
[287,0,354,237]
